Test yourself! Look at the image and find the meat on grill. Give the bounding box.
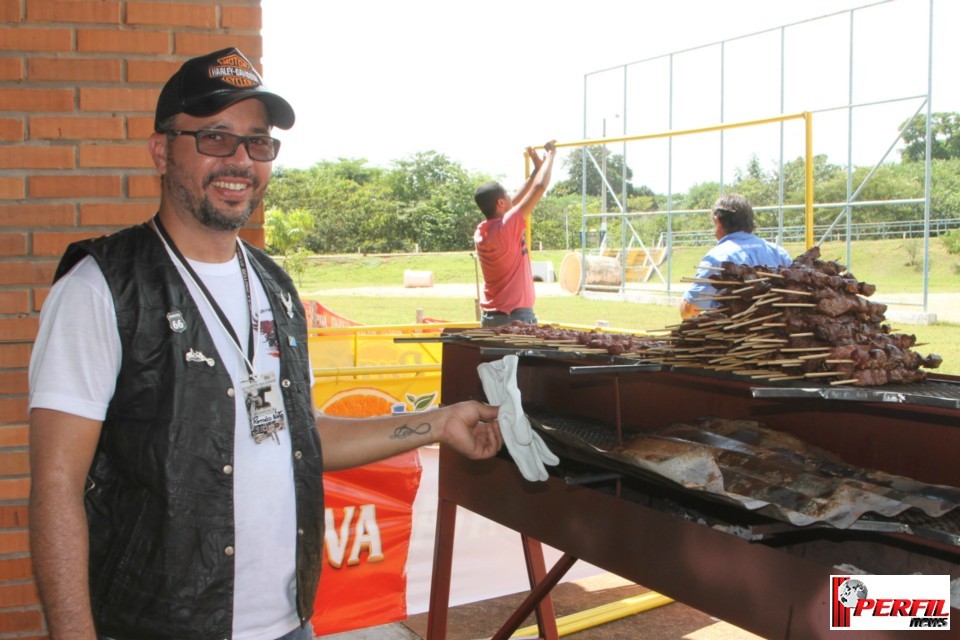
[490,322,668,356]
[668,245,942,387]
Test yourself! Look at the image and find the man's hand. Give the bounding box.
[526,146,543,173]
[544,139,557,154]
[439,401,502,460]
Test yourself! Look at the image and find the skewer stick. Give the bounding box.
[825,359,856,364]
[772,303,818,308]
[769,288,814,297]
[724,312,783,331]
[740,349,779,359]
[804,371,847,378]
[830,379,859,386]
[781,347,833,353]
[755,270,784,279]
[681,277,744,285]
[798,352,831,360]
[788,332,815,338]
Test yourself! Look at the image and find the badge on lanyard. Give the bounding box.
[241,371,287,444]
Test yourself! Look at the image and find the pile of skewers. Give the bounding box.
[459,325,669,357]
[649,247,942,386]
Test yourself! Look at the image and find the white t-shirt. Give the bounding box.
[29,247,301,640]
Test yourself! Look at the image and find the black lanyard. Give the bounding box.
[153,216,257,376]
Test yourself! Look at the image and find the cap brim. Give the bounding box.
[184,90,296,130]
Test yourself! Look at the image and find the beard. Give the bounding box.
[166,159,262,231]
[193,191,258,231]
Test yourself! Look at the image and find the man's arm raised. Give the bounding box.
[513,140,557,219]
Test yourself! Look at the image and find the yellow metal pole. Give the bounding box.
[804,111,814,249]
[529,112,808,151]
[511,591,674,638]
[313,363,442,378]
[307,321,478,337]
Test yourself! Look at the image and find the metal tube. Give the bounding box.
[847,9,856,267]
[534,112,808,151]
[923,0,934,312]
[313,363,442,378]
[778,26,786,245]
[666,53,674,295]
[720,40,725,191]
[805,112,814,249]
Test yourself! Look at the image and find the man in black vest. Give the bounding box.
[28,48,502,640]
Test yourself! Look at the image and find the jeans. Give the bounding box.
[480,307,537,328]
[101,625,313,640]
[276,625,314,640]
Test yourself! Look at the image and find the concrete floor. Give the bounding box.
[316,573,763,640]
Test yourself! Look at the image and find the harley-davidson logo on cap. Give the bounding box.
[207,52,260,88]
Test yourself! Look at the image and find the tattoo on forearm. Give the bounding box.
[390,422,432,440]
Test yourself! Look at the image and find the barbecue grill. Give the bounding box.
[426,336,960,640]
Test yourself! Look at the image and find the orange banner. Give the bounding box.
[311,450,422,636]
[306,301,445,635]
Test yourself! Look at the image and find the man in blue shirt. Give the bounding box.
[680,193,793,318]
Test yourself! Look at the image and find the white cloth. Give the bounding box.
[477,355,559,482]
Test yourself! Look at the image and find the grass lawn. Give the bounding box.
[289,246,960,376]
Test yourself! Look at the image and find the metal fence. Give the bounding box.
[668,217,960,247]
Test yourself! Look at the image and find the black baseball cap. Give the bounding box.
[154,47,295,132]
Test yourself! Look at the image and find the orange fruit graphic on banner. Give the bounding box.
[319,387,402,417]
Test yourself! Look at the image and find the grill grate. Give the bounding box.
[751,378,960,409]
[529,409,960,546]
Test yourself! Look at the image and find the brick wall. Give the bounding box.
[0,2,266,637]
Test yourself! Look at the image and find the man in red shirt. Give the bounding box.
[473,140,557,327]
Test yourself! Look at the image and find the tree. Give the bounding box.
[385,151,480,252]
[264,207,313,257]
[899,112,960,162]
[553,146,645,200]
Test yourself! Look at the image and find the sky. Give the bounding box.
[261,0,957,194]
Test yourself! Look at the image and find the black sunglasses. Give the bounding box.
[164,129,281,162]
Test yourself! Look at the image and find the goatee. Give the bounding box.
[195,196,258,231]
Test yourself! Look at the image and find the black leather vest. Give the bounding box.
[55,223,324,640]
